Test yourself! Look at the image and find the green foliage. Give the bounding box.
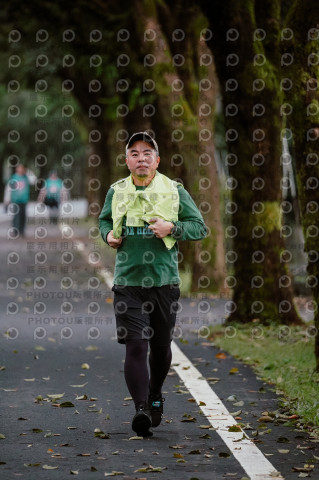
[0,84,86,194]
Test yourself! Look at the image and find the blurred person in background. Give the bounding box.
[4,164,30,237]
[37,170,68,224]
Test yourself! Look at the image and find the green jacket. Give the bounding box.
[99,174,208,287]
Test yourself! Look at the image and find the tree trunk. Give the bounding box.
[203,0,301,323]
[284,1,319,367]
[148,4,226,294]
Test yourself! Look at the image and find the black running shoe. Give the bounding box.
[148,394,165,427]
[132,404,153,437]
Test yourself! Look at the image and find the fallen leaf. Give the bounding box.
[276,436,290,443]
[24,378,36,382]
[181,414,197,422]
[70,470,79,475]
[230,410,242,416]
[226,395,237,402]
[104,471,124,476]
[43,464,58,470]
[129,436,143,440]
[233,401,244,407]
[169,444,184,449]
[229,368,238,374]
[47,393,65,400]
[81,363,90,370]
[258,415,273,423]
[215,352,227,359]
[278,449,290,454]
[134,465,166,473]
[94,428,110,439]
[207,377,220,383]
[228,425,242,432]
[24,463,41,467]
[0,434,5,439]
[292,467,314,473]
[70,383,88,388]
[188,449,201,454]
[219,452,231,458]
[234,434,248,442]
[60,402,75,408]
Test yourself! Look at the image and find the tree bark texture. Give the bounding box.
[202,0,301,323]
[283,0,319,367]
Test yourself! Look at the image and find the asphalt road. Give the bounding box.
[0,216,318,480]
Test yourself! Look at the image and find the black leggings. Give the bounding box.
[124,339,172,408]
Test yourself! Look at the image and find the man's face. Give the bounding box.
[126,141,160,180]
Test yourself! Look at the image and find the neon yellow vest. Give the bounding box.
[111,171,182,250]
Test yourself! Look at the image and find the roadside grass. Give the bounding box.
[208,322,319,435]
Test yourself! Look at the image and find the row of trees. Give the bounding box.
[1,0,318,366]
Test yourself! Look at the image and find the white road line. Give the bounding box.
[171,341,284,480]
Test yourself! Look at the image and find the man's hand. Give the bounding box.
[107,230,123,249]
[148,217,174,238]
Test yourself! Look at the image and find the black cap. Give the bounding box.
[126,132,159,155]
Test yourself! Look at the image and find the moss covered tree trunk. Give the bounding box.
[284,1,319,368]
[202,0,301,323]
[125,4,227,294]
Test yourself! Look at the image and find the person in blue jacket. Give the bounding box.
[37,170,68,224]
[4,164,30,237]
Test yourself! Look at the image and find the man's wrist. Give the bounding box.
[170,222,177,236]
[170,222,183,239]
